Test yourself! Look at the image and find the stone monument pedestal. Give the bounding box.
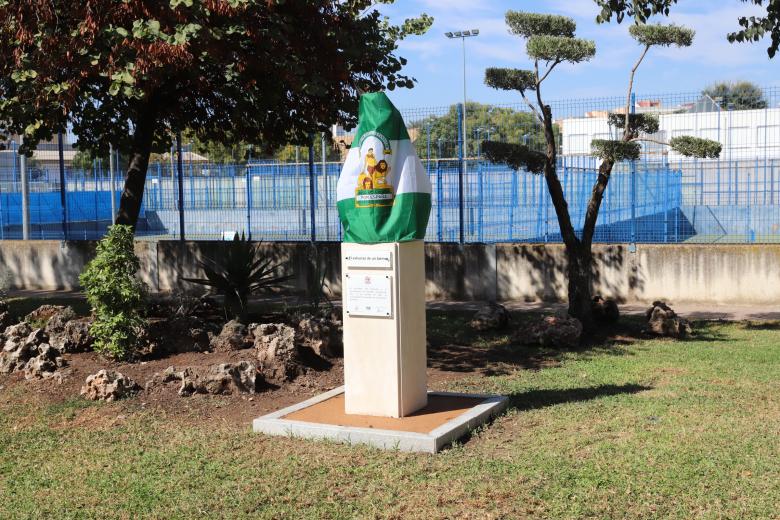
[340,240,427,418]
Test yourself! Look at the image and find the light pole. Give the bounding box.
[445,29,479,165]
[474,126,496,158]
[446,28,479,244]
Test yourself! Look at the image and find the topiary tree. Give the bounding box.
[79,225,146,360]
[594,0,780,59]
[482,11,721,331]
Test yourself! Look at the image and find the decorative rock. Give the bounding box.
[210,320,251,352]
[0,321,66,378]
[645,301,692,338]
[199,362,260,395]
[0,312,11,331]
[24,305,74,328]
[145,366,191,394]
[24,344,63,380]
[297,315,340,358]
[515,315,583,349]
[4,322,32,341]
[253,323,305,382]
[591,296,620,324]
[81,370,140,401]
[0,340,35,373]
[469,302,510,331]
[43,306,77,335]
[25,328,48,348]
[50,318,94,353]
[0,300,11,331]
[146,362,261,396]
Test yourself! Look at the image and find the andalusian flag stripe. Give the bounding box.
[337,92,432,244]
[350,95,410,145]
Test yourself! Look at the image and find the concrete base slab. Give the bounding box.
[252,386,508,453]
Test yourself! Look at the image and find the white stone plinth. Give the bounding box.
[341,240,427,417]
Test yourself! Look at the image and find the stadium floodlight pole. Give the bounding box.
[445,29,479,170]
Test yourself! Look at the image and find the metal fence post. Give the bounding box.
[457,102,465,244]
[58,132,68,239]
[321,132,328,240]
[176,132,185,241]
[20,139,30,240]
[308,135,316,242]
[629,92,637,246]
[436,159,443,241]
[246,166,253,240]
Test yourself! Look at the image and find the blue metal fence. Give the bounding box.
[2,85,780,243]
[0,155,722,244]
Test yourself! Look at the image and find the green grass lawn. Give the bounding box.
[1,318,779,518]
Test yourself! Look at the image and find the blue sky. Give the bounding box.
[379,0,777,110]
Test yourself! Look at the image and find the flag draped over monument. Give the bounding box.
[337,92,432,243]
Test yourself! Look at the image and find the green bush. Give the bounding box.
[79,225,146,360]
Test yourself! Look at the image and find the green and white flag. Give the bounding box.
[337,92,432,243]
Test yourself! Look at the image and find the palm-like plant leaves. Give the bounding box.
[182,234,291,320]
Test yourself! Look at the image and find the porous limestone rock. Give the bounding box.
[515,315,583,349]
[146,362,261,396]
[296,315,342,358]
[591,296,620,324]
[645,301,692,338]
[210,320,252,352]
[469,302,510,331]
[0,324,65,379]
[253,323,305,382]
[81,370,140,401]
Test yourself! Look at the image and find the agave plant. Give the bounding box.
[182,234,291,322]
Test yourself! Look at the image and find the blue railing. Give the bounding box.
[0,155,760,244]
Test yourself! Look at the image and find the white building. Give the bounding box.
[559,103,780,161]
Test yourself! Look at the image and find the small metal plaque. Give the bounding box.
[345,273,392,317]
[344,251,392,270]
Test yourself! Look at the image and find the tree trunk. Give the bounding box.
[567,243,594,332]
[115,102,158,228]
[535,104,592,328]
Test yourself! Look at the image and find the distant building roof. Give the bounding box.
[687,96,721,113]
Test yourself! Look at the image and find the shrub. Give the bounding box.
[79,225,146,360]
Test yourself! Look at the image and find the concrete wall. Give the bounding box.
[1,240,779,305]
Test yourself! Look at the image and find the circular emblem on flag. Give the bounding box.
[355,132,394,208]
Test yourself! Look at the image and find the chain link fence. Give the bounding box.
[1,86,779,243]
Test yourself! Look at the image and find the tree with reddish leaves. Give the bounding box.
[0,0,431,228]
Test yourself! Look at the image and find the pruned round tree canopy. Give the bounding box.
[527,35,596,63]
[591,139,641,162]
[506,11,576,38]
[482,141,546,173]
[629,23,694,47]
[484,68,536,92]
[669,136,722,158]
[607,113,660,135]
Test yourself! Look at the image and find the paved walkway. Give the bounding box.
[7,289,779,321]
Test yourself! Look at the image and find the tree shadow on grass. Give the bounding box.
[678,320,734,343]
[741,320,780,331]
[447,383,652,450]
[506,383,652,412]
[427,310,735,377]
